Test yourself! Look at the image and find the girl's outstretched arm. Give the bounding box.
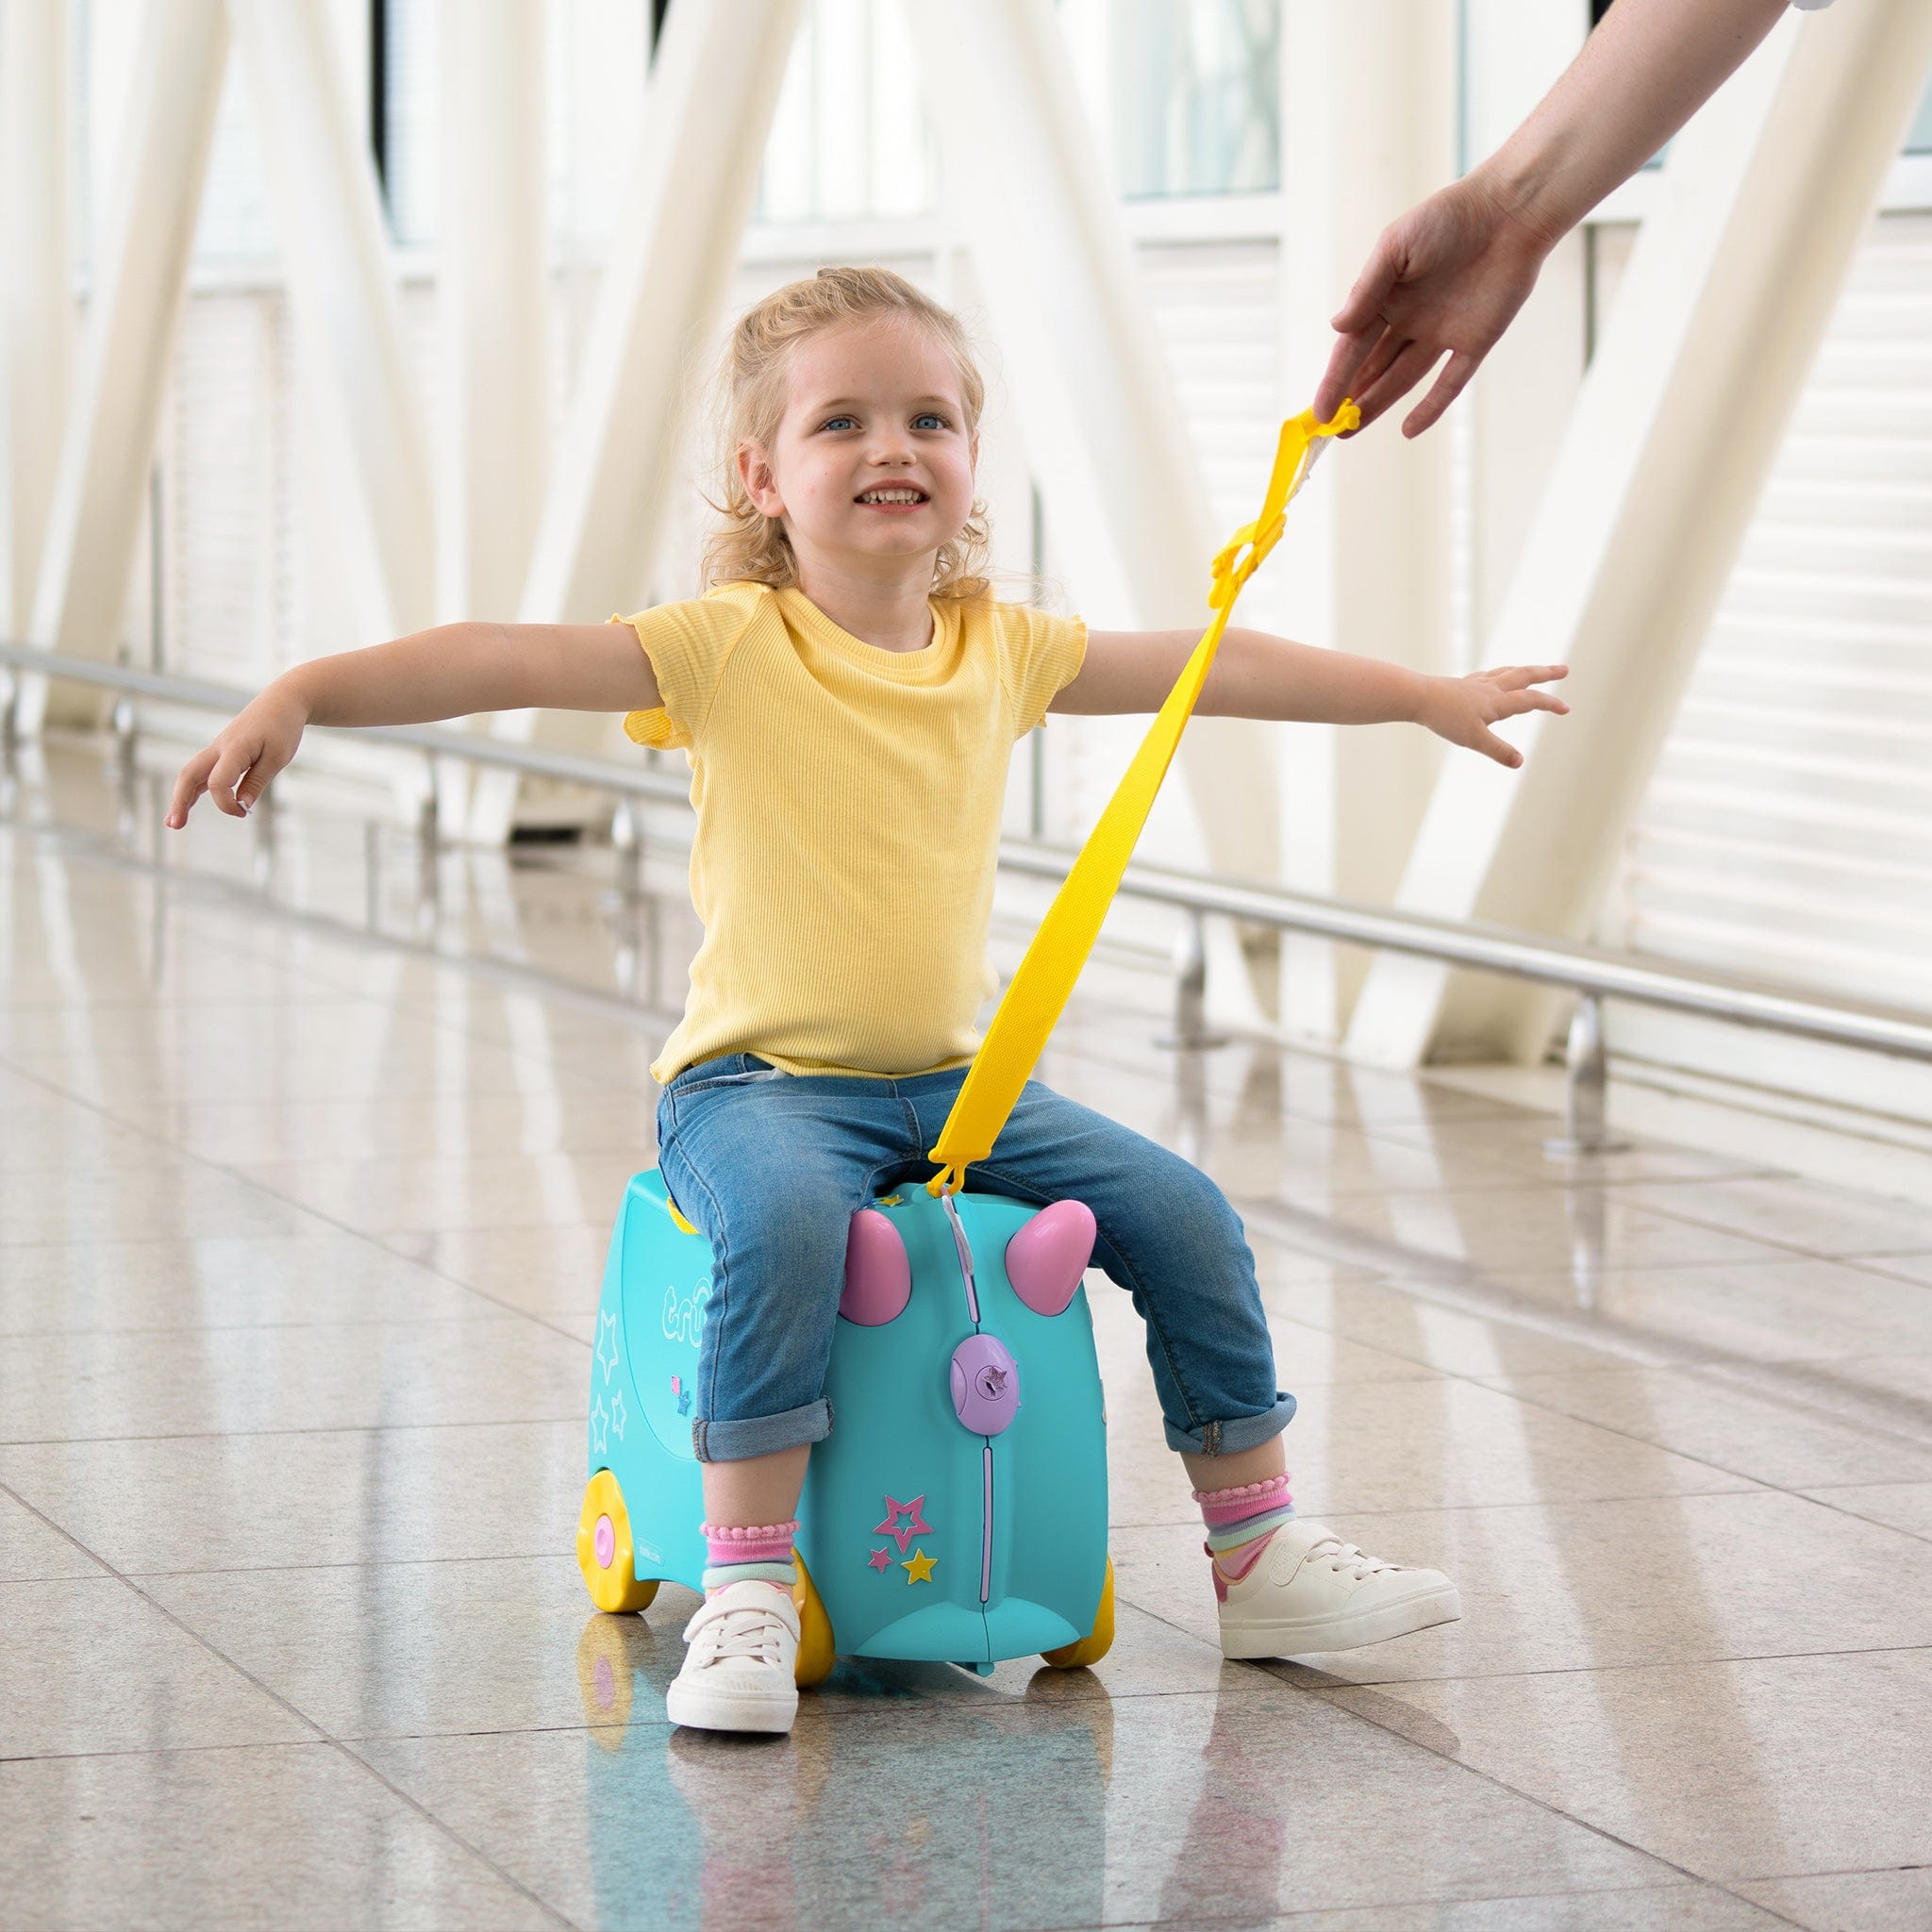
[1050,626,1568,769]
[165,620,659,827]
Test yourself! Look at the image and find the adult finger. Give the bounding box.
[1313,325,1381,425]
[1329,228,1402,338]
[1350,326,1408,399]
[1400,347,1482,440]
[165,747,218,829]
[1351,340,1443,429]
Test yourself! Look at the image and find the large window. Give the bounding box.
[753,0,936,225]
[379,0,438,247]
[1104,0,1279,199]
[747,0,1280,225]
[1908,71,1932,153]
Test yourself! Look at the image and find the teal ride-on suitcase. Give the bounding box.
[575,1169,1115,1681]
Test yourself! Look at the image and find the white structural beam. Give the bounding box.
[2,0,72,653]
[902,0,1289,1024]
[1345,0,1932,1071]
[16,0,227,736]
[1459,0,1592,646]
[435,1,550,829]
[226,0,435,652]
[436,1,548,625]
[1273,0,1458,1044]
[465,0,806,844]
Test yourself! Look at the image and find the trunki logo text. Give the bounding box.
[662,1275,711,1346]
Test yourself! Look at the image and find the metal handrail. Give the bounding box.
[8,641,1931,1153]
[994,842,1932,1063]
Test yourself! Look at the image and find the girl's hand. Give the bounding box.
[1416,664,1570,769]
[164,682,310,827]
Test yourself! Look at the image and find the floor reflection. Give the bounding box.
[10,738,1932,1930]
[574,1615,1113,1932]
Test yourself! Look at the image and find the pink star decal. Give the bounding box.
[873,1493,932,1554]
[867,1546,893,1572]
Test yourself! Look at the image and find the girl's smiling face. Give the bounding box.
[736,313,978,583]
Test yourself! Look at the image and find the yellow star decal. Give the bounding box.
[902,1546,937,1585]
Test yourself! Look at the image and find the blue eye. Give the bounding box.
[819,412,950,433]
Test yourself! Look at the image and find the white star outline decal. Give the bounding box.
[595,1308,620,1385]
[590,1393,610,1458]
[608,1387,626,1442]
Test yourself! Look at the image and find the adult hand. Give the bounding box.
[1313,172,1559,439]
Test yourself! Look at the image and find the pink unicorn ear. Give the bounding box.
[840,1208,911,1325]
[1004,1199,1096,1316]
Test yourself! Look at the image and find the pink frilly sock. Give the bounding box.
[700,1519,799,1594]
[1191,1474,1294,1599]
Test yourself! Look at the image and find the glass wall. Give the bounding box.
[1104,0,1279,198]
[752,0,936,225]
[1908,70,1932,153]
[747,0,1280,224]
[67,0,1284,255]
[381,0,439,247]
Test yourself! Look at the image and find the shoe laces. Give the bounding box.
[687,1597,791,1667]
[1303,1533,1397,1582]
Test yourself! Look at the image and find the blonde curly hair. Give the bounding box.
[698,265,995,600]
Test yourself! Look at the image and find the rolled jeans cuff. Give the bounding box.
[692,1396,834,1464]
[1162,1391,1297,1457]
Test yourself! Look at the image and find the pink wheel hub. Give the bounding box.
[593,1513,615,1570]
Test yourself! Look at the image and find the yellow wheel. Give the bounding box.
[576,1469,660,1614]
[1042,1557,1114,1669]
[791,1551,837,1687]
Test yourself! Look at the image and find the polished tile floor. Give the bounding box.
[6,739,1932,1931]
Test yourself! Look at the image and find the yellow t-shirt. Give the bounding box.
[621,581,1088,1086]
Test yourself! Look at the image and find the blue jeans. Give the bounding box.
[655,1052,1295,1463]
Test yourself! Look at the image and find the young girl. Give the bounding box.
[166,265,1569,1737]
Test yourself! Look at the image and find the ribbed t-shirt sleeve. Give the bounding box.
[996,602,1089,741]
[614,596,739,751]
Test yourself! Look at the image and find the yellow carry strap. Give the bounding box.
[924,400,1358,1198]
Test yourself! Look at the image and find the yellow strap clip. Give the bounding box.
[924,400,1358,1198]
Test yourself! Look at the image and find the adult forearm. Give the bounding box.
[278,622,528,727]
[1208,630,1428,727]
[1475,0,1790,243]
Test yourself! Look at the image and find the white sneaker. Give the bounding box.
[664,1580,801,1734]
[1213,1518,1461,1659]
